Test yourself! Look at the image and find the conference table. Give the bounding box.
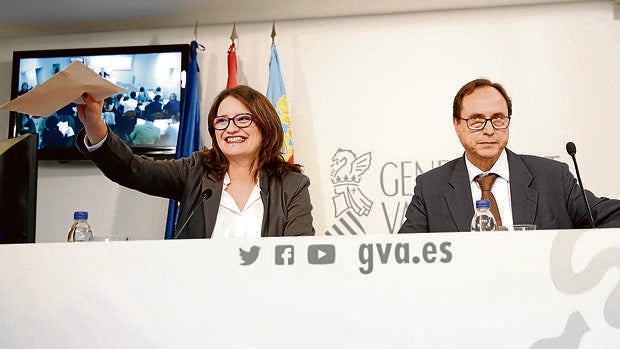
[1,229,619,348]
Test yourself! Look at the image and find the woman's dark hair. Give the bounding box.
[452,78,512,120]
[203,85,301,179]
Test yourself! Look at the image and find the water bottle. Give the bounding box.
[470,200,497,232]
[67,211,93,242]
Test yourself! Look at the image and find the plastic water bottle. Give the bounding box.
[68,211,93,242]
[470,200,497,232]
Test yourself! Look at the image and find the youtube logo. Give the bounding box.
[307,244,336,264]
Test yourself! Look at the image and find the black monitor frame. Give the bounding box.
[7,44,190,161]
[0,133,38,243]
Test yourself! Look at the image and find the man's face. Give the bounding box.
[453,86,509,171]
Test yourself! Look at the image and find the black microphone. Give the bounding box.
[173,189,213,239]
[565,142,596,228]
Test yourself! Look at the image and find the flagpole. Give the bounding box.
[227,23,238,89]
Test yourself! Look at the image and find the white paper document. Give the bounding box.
[0,61,125,116]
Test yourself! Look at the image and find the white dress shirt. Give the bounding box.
[84,133,107,151]
[120,98,138,111]
[211,173,263,239]
[465,149,514,227]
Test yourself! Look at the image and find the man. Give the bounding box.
[120,91,139,112]
[163,92,180,118]
[144,94,163,119]
[129,113,161,145]
[399,78,620,233]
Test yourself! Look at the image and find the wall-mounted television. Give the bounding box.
[7,44,190,161]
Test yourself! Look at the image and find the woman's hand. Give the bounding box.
[76,92,107,145]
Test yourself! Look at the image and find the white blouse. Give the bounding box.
[211,172,263,239]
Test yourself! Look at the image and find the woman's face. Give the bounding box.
[214,96,262,164]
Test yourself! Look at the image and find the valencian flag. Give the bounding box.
[266,44,294,163]
[226,42,237,89]
[164,41,202,239]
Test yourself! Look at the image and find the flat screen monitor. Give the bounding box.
[7,44,190,161]
[0,133,38,243]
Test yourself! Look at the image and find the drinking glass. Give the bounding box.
[510,224,536,231]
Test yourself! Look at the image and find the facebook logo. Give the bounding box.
[275,245,295,265]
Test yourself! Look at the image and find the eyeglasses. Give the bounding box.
[459,115,511,130]
[213,113,254,130]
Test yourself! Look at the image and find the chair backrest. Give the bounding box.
[151,112,165,120]
[123,110,137,119]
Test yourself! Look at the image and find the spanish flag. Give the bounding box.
[266,44,294,163]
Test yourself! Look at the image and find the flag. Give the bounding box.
[164,41,202,239]
[226,42,237,89]
[266,44,294,163]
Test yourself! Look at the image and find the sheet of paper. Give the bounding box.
[0,61,125,117]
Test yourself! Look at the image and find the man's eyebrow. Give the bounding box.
[465,113,484,118]
[464,113,507,118]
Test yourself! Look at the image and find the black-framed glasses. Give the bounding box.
[213,113,254,130]
[459,115,511,130]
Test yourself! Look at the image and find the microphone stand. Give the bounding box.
[566,142,596,228]
[173,189,213,239]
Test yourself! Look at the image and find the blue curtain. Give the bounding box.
[164,41,201,239]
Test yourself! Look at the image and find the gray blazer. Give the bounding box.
[399,149,620,233]
[77,129,314,238]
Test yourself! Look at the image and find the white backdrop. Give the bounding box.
[0,1,618,240]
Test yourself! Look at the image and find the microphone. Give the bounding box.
[172,189,213,239]
[565,142,596,228]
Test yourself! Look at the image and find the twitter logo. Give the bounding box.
[239,246,260,265]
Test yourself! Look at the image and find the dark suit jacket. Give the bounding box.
[76,129,315,238]
[399,149,620,233]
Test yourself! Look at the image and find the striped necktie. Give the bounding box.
[475,173,502,226]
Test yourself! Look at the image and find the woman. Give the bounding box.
[76,85,314,238]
